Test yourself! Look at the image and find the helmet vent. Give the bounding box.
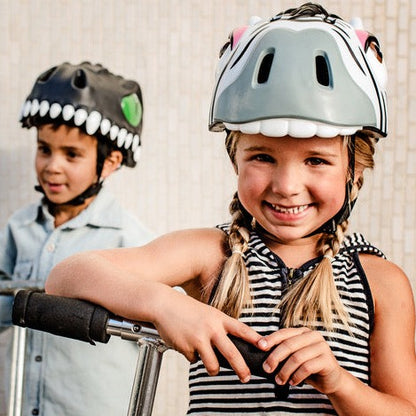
[315,54,332,87]
[73,69,87,89]
[257,52,274,84]
[37,66,57,83]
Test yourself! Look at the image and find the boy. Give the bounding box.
[0,62,152,415]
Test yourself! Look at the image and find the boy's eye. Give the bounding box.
[67,151,78,159]
[37,144,50,155]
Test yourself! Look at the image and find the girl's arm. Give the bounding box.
[325,256,416,414]
[257,255,416,415]
[46,228,262,382]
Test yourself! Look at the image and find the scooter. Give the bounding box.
[10,290,289,416]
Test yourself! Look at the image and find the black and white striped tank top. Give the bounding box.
[187,227,385,415]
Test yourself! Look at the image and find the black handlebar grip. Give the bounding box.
[12,290,111,344]
[215,334,290,399]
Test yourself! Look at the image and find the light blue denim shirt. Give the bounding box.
[0,188,153,416]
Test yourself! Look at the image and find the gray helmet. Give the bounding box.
[20,62,143,167]
[211,4,388,235]
[209,6,387,139]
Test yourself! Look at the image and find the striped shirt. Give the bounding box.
[187,227,385,415]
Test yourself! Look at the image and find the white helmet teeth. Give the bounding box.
[224,119,361,138]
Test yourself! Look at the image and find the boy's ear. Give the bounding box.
[100,150,123,179]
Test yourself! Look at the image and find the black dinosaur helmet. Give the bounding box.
[20,61,143,167]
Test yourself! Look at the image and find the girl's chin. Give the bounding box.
[256,221,319,243]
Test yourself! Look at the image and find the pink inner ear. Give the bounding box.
[232,26,249,48]
[355,29,369,48]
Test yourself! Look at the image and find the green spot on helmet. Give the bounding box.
[121,93,143,128]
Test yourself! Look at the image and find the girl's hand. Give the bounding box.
[153,287,262,383]
[258,327,345,394]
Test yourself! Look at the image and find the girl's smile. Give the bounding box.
[235,133,350,245]
[266,202,310,218]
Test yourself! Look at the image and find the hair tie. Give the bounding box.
[232,248,243,256]
[323,254,333,261]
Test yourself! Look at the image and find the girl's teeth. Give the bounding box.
[271,204,308,214]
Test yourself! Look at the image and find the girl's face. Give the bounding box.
[234,133,349,244]
[35,124,98,206]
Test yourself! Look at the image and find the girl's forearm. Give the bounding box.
[328,369,416,416]
[45,251,170,324]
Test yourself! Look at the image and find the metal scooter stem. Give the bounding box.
[0,281,44,416]
[129,343,164,416]
[8,325,26,416]
[107,318,169,416]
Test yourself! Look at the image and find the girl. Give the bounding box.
[46,4,416,415]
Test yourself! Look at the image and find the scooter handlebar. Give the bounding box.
[12,290,110,344]
[12,290,289,398]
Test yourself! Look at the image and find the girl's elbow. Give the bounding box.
[45,262,68,295]
[45,254,85,295]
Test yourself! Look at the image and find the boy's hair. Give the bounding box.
[210,132,376,331]
[21,62,143,168]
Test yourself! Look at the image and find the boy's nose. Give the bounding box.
[44,155,63,173]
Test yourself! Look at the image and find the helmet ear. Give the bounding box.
[218,26,248,61]
[355,31,387,90]
[231,26,249,49]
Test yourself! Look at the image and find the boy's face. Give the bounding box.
[35,124,98,205]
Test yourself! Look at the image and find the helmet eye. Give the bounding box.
[315,54,332,87]
[257,52,274,84]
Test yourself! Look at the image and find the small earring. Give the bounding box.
[251,217,257,229]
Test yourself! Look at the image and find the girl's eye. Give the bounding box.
[251,153,275,163]
[307,157,327,166]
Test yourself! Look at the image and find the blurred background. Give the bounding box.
[1,0,415,414]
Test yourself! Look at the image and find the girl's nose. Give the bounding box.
[271,165,303,197]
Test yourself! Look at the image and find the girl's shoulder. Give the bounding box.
[340,232,409,295]
[345,234,414,316]
[339,232,386,258]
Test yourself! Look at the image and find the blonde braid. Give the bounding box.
[210,193,252,318]
[279,221,351,331]
[279,137,371,332]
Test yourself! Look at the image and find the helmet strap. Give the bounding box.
[35,180,103,208]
